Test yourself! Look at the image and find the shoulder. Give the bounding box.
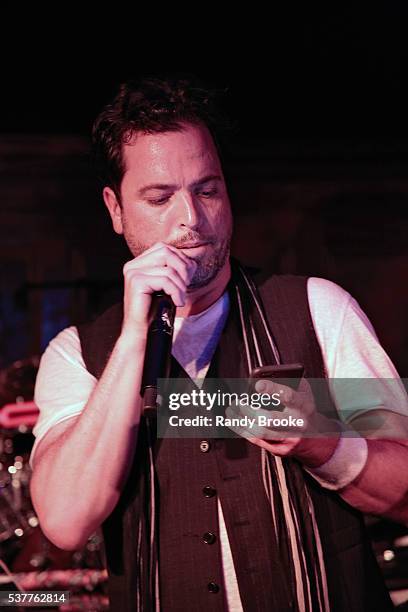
[32,325,98,469]
[34,324,96,425]
[306,277,379,343]
[42,325,83,364]
[307,277,353,322]
[35,325,93,388]
[306,277,399,379]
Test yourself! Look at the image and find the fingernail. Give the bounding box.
[255,380,267,392]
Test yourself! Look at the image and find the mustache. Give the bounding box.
[169,232,215,248]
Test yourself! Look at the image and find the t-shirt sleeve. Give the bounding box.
[29,326,97,468]
[307,277,408,423]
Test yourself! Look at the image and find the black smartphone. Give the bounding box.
[250,363,304,391]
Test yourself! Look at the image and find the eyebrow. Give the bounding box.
[137,174,222,197]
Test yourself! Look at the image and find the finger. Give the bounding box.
[130,272,186,307]
[230,402,307,436]
[224,407,297,442]
[261,408,307,434]
[254,379,302,409]
[124,244,197,284]
[254,378,291,399]
[142,266,188,295]
[142,242,197,273]
[261,440,300,454]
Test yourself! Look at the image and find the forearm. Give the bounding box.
[338,439,408,524]
[302,410,408,524]
[31,331,147,548]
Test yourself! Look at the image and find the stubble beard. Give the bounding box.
[184,237,231,289]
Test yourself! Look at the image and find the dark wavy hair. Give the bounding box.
[92,73,235,201]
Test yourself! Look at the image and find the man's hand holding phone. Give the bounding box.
[226,364,343,468]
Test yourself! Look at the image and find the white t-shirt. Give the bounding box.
[30,277,408,612]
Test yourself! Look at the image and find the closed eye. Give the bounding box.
[147,195,172,206]
[147,187,218,206]
[197,188,218,198]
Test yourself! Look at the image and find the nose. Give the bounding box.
[175,191,201,230]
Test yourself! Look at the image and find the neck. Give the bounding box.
[176,259,231,317]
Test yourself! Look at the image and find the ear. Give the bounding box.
[103,187,124,235]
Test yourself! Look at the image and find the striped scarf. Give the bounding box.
[137,261,330,611]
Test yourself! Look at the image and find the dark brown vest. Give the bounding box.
[78,272,392,611]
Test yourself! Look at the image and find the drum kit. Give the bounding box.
[0,357,108,610]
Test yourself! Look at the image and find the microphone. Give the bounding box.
[141,291,176,415]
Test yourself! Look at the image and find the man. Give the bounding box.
[30,75,408,611]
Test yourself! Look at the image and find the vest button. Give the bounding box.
[202,485,216,498]
[199,440,210,453]
[203,532,217,545]
[207,581,220,593]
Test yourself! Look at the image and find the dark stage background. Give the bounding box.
[1,8,408,608]
[1,8,407,375]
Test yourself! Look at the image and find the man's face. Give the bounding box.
[104,122,233,289]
